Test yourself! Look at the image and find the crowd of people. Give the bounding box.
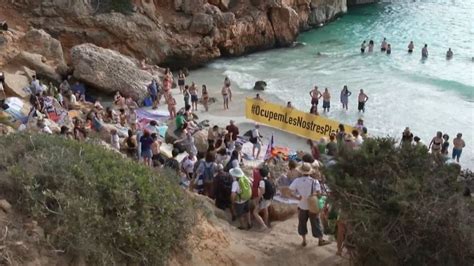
[360,38,454,59]
[307,85,369,115]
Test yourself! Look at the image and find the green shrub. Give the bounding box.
[0,134,195,265]
[326,138,474,265]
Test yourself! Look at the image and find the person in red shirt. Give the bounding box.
[225,120,239,142]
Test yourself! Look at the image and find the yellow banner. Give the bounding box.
[245,98,354,140]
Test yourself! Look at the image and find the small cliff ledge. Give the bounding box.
[3,0,346,68]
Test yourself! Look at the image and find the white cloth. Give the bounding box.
[181,157,196,174]
[355,135,364,146]
[111,134,120,149]
[289,176,321,210]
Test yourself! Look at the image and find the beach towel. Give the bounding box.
[135,108,169,122]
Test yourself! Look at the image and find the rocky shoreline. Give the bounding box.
[2,0,347,69]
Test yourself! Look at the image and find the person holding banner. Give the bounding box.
[340,86,351,110]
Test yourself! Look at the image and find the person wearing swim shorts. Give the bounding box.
[322,88,331,112]
[189,82,199,111]
[357,89,369,113]
[452,133,465,162]
[309,86,322,106]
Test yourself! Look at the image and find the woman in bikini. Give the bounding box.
[202,84,210,112]
[167,95,177,119]
[429,131,443,154]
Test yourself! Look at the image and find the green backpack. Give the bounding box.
[238,176,252,201]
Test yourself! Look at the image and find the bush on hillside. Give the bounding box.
[325,138,474,265]
[0,134,194,265]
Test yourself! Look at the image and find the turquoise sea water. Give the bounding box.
[200,0,474,168]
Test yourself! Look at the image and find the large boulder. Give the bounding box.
[190,13,215,35]
[19,29,66,67]
[71,43,158,100]
[270,6,300,46]
[8,51,62,82]
[268,201,297,222]
[3,70,31,98]
[253,80,267,91]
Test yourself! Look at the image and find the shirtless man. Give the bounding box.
[222,84,232,110]
[452,133,466,163]
[357,89,369,113]
[408,41,414,53]
[254,94,263,101]
[381,38,388,52]
[189,82,199,111]
[322,88,331,112]
[309,86,322,107]
[446,48,453,60]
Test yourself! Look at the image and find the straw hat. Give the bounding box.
[297,162,314,175]
[229,168,245,178]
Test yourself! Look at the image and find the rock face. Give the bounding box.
[19,29,66,67]
[71,43,157,100]
[5,0,347,68]
[253,81,267,91]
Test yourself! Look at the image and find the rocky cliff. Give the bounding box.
[2,0,346,68]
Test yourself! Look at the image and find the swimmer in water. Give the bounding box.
[446,48,453,59]
[381,38,387,52]
[386,44,392,55]
[368,40,374,52]
[408,41,414,53]
[422,44,428,58]
[361,40,367,53]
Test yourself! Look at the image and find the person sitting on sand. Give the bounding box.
[230,168,252,230]
[452,133,466,163]
[340,85,351,110]
[289,162,330,247]
[429,131,443,154]
[322,88,331,112]
[446,48,453,60]
[408,41,414,53]
[357,89,369,113]
[202,84,209,112]
[221,83,232,110]
[310,86,322,107]
[381,38,388,52]
[422,44,429,58]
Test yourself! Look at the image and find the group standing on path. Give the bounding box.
[360,38,454,59]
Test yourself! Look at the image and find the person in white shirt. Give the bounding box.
[352,130,364,148]
[181,153,196,181]
[230,168,251,230]
[289,163,330,247]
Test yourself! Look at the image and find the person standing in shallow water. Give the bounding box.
[381,38,388,52]
[322,88,331,112]
[386,44,392,55]
[452,133,466,163]
[422,44,429,58]
[340,85,351,110]
[358,89,369,113]
[310,86,322,107]
[408,41,414,53]
[368,40,374,52]
[446,48,453,60]
[360,40,366,53]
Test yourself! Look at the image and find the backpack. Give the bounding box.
[238,176,252,201]
[262,179,275,200]
[202,163,215,183]
[251,168,262,199]
[215,174,233,210]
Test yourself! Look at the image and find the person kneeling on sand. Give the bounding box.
[230,168,252,230]
[289,163,330,247]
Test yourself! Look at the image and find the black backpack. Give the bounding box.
[262,179,275,200]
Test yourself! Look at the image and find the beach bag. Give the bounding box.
[251,168,261,199]
[143,96,153,107]
[307,180,320,214]
[262,179,275,200]
[238,176,252,201]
